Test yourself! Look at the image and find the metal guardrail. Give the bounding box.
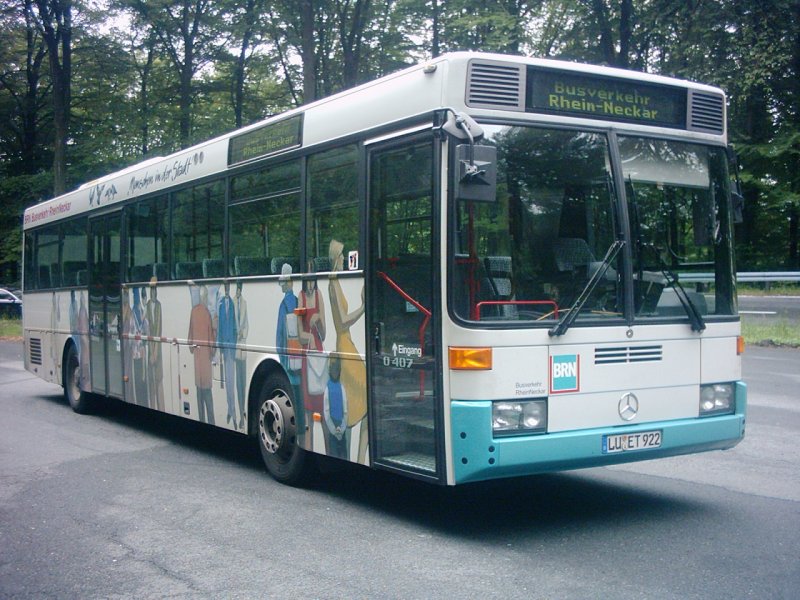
[679,272,800,283]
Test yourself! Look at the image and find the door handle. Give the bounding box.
[373,322,384,354]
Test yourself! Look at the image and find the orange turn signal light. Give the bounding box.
[449,346,492,370]
[737,335,745,355]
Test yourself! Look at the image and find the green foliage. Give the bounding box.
[0,0,798,274]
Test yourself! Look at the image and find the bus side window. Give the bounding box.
[229,160,301,277]
[306,145,360,269]
[126,195,169,282]
[172,181,224,279]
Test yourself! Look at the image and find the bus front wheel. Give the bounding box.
[63,344,93,414]
[256,372,311,485]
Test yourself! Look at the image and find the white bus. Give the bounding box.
[22,52,745,485]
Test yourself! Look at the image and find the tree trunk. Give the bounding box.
[35,0,72,195]
[300,0,316,103]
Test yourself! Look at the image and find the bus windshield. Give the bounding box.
[451,125,623,324]
[450,126,737,325]
[620,137,736,318]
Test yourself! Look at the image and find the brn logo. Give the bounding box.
[550,354,580,393]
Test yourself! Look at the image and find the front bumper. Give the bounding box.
[451,381,746,484]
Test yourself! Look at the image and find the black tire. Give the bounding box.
[256,372,313,485]
[63,343,94,414]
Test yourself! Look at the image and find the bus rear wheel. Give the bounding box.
[256,372,311,485]
[64,344,93,414]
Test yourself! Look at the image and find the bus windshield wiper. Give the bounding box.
[549,240,625,337]
[653,254,706,332]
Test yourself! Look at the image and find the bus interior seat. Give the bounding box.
[129,264,154,282]
[202,258,225,278]
[62,261,86,287]
[655,287,708,316]
[482,255,517,319]
[49,264,62,287]
[153,263,169,281]
[554,237,595,272]
[270,257,299,275]
[38,265,51,288]
[234,256,270,277]
[76,269,88,286]
[108,262,120,281]
[176,261,204,280]
[313,257,331,272]
[554,237,616,281]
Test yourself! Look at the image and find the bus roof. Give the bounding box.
[24,52,726,230]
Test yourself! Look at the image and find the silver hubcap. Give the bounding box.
[259,391,292,455]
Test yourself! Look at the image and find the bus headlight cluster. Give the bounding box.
[699,383,735,416]
[492,399,547,436]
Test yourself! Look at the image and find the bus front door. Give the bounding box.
[367,134,441,480]
[89,214,124,399]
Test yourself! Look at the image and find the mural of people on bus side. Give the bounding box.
[146,277,164,412]
[77,291,90,390]
[323,355,348,459]
[234,280,248,430]
[188,284,215,424]
[276,263,303,441]
[217,280,238,428]
[132,286,149,407]
[123,290,134,401]
[298,264,326,452]
[328,239,368,463]
[69,290,79,360]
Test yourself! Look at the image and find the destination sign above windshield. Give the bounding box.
[228,114,303,165]
[526,67,687,129]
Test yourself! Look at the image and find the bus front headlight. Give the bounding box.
[492,399,547,436]
[699,383,734,416]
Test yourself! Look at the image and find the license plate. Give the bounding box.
[602,430,662,454]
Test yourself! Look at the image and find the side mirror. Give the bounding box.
[454,144,497,203]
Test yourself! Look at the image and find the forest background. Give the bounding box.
[1,0,798,285]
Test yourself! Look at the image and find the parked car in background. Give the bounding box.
[0,288,22,317]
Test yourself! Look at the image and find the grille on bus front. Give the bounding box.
[29,338,42,365]
[594,345,663,364]
[466,61,525,111]
[688,91,725,134]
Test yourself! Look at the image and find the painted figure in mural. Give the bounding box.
[276,263,303,440]
[188,285,215,424]
[328,239,368,463]
[234,281,248,430]
[132,286,149,407]
[298,263,326,451]
[146,277,164,411]
[323,355,349,459]
[69,290,79,359]
[217,280,238,428]
[123,290,134,400]
[77,291,90,390]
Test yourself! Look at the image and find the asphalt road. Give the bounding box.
[739,294,800,320]
[0,340,798,599]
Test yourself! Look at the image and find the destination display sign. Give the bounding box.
[228,114,303,165]
[526,67,687,129]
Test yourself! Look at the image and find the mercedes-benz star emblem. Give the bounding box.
[618,393,639,421]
